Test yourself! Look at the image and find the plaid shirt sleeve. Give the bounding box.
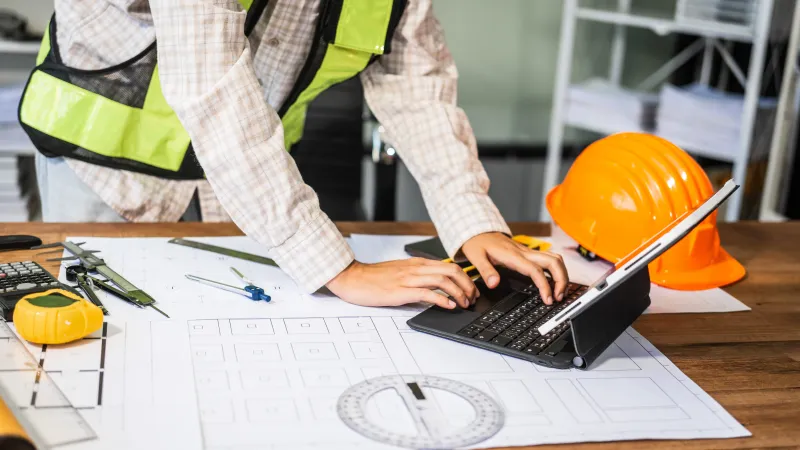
[149,0,354,293]
[360,0,512,259]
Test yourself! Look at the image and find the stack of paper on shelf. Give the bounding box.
[656,83,777,161]
[565,78,659,134]
[0,83,36,221]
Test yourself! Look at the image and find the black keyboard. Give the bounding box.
[456,281,588,357]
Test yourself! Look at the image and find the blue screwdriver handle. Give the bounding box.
[244,285,271,302]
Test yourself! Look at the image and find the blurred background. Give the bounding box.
[1,0,798,223]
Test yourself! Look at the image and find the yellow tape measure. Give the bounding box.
[12,288,103,345]
[445,235,552,275]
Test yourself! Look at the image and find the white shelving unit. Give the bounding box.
[0,37,37,157]
[759,2,800,221]
[541,0,777,222]
[0,39,39,55]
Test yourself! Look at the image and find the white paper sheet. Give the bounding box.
[29,314,748,450]
[350,232,751,314]
[57,237,426,322]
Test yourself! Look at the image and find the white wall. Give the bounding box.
[431,0,676,144]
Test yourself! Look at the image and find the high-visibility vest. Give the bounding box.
[18,0,406,180]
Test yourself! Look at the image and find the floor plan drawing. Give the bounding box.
[5,315,750,450]
[182,316,750,449]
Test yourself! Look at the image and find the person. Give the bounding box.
[29,0,569,310]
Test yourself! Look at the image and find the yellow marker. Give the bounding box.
[444,235,553,275]
[13,288,103,345]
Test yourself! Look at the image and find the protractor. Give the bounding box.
[337,374,504,449]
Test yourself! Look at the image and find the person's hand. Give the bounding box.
[326,258,479,310]
[460,232,569,305]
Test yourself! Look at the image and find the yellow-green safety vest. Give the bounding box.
[17,0,406,180]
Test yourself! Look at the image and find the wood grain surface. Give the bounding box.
[1,221,798,449]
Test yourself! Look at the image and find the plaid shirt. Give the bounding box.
[53,0,511,293]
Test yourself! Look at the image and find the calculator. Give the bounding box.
[0,261,66,321]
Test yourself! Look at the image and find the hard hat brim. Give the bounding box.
[649,246,746,291]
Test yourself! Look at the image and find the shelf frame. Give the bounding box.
[541,0,776,223]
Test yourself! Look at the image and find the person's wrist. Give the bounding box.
[325,259,362,292]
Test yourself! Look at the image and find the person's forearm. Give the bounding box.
[150,1,353,292]
[360,0,510,258]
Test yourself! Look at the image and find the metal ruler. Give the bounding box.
[0,320,97,448]
[336,374,504,449]
[167,238,278,267]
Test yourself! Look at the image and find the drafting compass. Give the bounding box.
[46,241,169,318]
[185,267,271,302]
[337,374,504,449]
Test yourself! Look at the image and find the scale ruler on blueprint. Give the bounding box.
[0,320,97,448]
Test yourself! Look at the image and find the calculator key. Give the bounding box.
[22,261,33,265]
[6,272,17,277]
[39,283,50,287]
[19,270,30,275]
[49,282,60,286]
[0,273,5,279]
[16,283,36,290]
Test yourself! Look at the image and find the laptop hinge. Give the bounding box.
[568,267,651,369]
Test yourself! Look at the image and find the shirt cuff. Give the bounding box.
[431,192,512,259]
[268,213,355,293]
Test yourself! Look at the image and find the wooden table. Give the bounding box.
[1,221,799,449]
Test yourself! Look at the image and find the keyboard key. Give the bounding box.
[475,319,495,328]
[458,325,483,338]
[508,341,527,351]
[490,335,512,346]
[492,292,527,314]
[486,324,506,334]
[475,330,498,342]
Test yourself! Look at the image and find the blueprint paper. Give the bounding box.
[18,235,750,448]
[17,315,749,450]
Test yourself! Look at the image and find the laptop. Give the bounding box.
[407,179,739,370]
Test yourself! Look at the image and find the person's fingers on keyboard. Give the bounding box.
[464,251,501,289]
[525,251,569,301]
[400,288,456,310]
[416,261,479,306]
[406,274,470,308]
[506,257,554,305]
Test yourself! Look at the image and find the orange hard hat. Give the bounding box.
[546,132,745,291]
